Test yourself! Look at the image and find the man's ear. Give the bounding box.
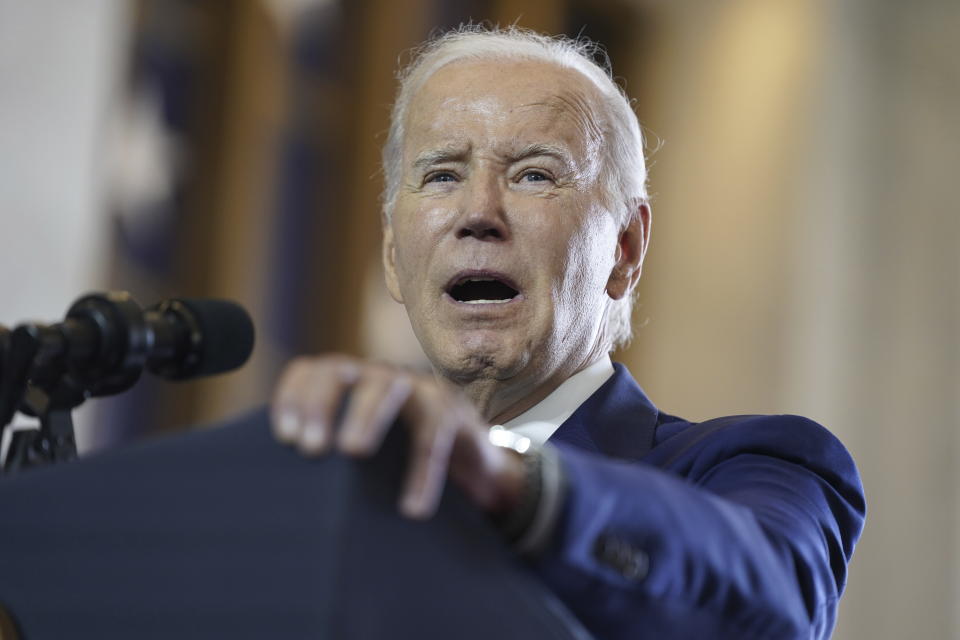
[382,217,404,303]
[606,202,651,300]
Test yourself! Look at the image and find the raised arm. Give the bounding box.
[531,415,865,639]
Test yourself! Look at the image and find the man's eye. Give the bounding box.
[520,171,550,183]
[426,172,457,184]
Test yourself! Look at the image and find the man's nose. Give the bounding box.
[454,174,509,241]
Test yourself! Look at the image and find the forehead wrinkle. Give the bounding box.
[406,65,608,179]
[548,91,605,152]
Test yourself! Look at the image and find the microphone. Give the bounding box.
[22,292,255,397]
[0,292,255,470]
[146,297,256,380]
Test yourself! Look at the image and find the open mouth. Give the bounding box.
[448,275,520,304]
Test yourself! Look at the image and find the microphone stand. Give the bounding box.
[0,324,84,472]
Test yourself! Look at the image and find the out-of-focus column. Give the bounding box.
[784,2,960,638]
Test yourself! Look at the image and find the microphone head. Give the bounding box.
[148,298,255,380]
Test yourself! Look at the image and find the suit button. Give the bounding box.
[593,534,649,581]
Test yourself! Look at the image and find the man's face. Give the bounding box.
[384,59,629,392]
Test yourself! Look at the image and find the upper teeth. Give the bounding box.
[464,299,510,304]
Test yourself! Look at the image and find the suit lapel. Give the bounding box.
[547,363,658,462]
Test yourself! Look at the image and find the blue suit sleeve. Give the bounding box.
[529,415,865,640]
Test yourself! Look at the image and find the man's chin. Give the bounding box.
[428,332,528,384]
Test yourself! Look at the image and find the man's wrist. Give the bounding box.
[491,448,528,515]
[491,448,544,543]
[488,427,568,554]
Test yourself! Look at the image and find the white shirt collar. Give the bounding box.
[496,355,614,446]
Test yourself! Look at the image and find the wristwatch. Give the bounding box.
[487,426,544,545]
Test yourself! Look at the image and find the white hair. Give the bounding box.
[381,25,649,350]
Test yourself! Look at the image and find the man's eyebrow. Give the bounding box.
[507,143,575,169]
[412,144,576,171]
[412,147,469,170]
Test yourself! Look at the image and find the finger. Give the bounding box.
[274,357,359,455]
[399,392,456,519]
[337,370,413,456]
[296,358,362,455]
[270,358,316,443]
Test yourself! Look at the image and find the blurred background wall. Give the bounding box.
[1,0,957,637]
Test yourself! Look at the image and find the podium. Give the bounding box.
[0,409,591,639]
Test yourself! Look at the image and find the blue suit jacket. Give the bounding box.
[534,364,865,639]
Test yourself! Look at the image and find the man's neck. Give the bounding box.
[457,350,610,425]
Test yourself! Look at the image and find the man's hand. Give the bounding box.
[270,355,525,520]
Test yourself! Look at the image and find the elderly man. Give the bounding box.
[271,27,864,639]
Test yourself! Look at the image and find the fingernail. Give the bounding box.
[301,421,328,452]
[400,493,427,520]
[275,411,300,440]
[337,422,364,452]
